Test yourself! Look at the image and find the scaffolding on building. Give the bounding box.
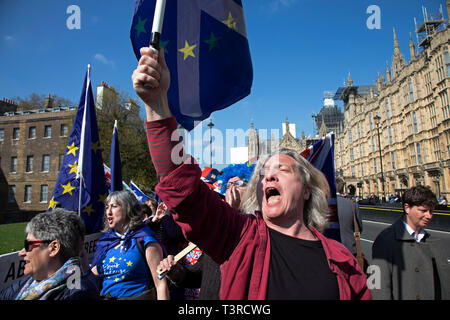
[414,4,446,50]
[312,91,344,135]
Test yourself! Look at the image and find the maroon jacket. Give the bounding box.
[155,160,371,300]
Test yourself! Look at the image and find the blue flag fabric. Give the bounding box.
[129,181,151,204]
[91,224,158,267]
[110,121,123,192]
[49,68,108,234]
[300,133,340,242]
[130,0,253,131]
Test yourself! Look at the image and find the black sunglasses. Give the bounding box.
[24,239,53,252]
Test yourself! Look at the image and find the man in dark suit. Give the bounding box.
[336,183,363,255]
[371,185,450,300]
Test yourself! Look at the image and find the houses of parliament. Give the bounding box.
[248,2,450,201]
[332,2,450,199]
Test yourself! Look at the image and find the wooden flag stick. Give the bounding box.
[157,242,197,280]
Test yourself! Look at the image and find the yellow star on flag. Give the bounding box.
[82,204,94,216]
[179,40,197,60]
[114,277,119,282]
[127,261,133,267]
[61,182,76,196]
[109,256,116,263]
[91,140,101,154]
[222,12,237,30]
[98,193,107,203]
[68,161,78,175]
[66,142,79,157]
[48,197,58,210]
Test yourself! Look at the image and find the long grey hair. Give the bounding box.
[102,190,144,232]
[240,148,330,232]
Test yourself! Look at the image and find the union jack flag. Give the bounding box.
[300,133,340,242]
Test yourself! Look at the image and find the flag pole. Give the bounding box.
[77,64,91,216]
[149,0,166,55]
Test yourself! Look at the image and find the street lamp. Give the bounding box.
[207,119,214,168]
[374,115,385,202]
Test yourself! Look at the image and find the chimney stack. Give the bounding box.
[44,93,52,108]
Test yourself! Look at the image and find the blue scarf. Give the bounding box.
[16,257,80,300]
[91,224,158,269]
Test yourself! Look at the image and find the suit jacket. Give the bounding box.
[371,217,450,300]
[337,195,363,255]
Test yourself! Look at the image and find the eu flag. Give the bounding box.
[48,66,108,234]
[129,180,151,204]
[130,0,253,131]
[110,120,123,192]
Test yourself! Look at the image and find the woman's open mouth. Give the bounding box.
[265,187,281,206]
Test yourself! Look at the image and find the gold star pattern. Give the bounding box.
[222,12,237,30]
[82,204,94,216]
[91,140,101,154]
[114,277,119,282]
[179,40,197,60]
[127,261,133,267]
[68,161,78,175]
[97,192,107,203]
[61,182,76,196]
[48,197,58,210]
[109,256,116,263]
[66,142,79,157]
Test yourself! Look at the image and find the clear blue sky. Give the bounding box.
[0,0,446,168]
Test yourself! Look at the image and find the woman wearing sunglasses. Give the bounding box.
[0,209,99,300]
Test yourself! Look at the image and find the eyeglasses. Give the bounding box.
[227,180,247,188]
[24,239,53,252]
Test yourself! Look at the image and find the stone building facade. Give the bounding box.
[247,118,320,162]
[334,12,450,199]
[0,100,75,223]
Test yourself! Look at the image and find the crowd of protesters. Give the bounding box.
[1,45,449,300]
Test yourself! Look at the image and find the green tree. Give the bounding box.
[96,89,157,190]
[13,93,73,110]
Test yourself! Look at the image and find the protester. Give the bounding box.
[141,203,163,243]
[132,47,370,300]
[157,163,255,300]
[91,190,169,300]
[148,201,191,300]
[0,209,99,300]
[371,185,450,300]
[143,198,158,223]
[219,163,255,209]
[336,183,363,255]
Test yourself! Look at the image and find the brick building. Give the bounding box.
[0,98,75,223]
